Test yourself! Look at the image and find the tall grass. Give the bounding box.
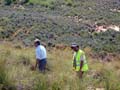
[0,60,8,86]
[0,43,120,90]
[0,48,16,90]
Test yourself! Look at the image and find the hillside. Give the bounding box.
[0,1,120,90]
[0,0,120,53]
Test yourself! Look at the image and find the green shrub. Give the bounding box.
[65,0,73,6]
[4,0,29,5]
[4,0,12,5]
[22,0,29,4]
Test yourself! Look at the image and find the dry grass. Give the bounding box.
[0,43,120,90]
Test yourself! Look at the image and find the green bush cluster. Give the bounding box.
[4,0,12,5]
[4,0,29,5]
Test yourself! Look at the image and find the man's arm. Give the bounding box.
[34,59,39,69]
[80,61,83,71]
[79,55,84,71]
[35,48,40,69]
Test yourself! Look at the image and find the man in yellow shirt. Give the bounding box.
[71,43,88,78]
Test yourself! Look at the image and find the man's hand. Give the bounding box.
[33,59,39,71]
[79,70,83,78]
[76,70,83,78]
[30,65,35,71]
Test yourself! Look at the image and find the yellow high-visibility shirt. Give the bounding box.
[73,49,88,71]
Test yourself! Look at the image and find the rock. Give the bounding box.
[108,25,120,32]
[95,25,107,33]
[96,88,105,90]
[13,5,25,10]
[87,86,94,90]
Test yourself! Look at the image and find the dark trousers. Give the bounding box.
[38,59,47,72]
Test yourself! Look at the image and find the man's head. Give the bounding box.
[34,39,40,47]
[71,43,79,52]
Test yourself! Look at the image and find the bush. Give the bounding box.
[4,0,12,5]
[4,0,29,5]
[20,0,29,5]
[65,0,73,6]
